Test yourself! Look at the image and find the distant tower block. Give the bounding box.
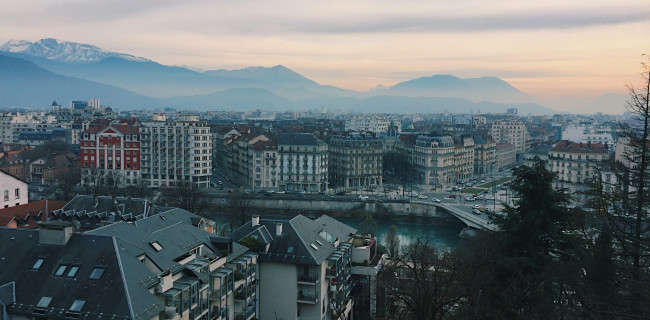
[321,105,327,113]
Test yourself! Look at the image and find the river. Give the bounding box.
[209,213,467,252]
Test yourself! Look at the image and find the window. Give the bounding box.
[3,190,8,201]
[36,296,52,308]
[69,300,85,312]
[32,258,45,270]
[67,266,79,277]
[150,241,163,251]
[89,267,105,280]
[54,265,67,276]
[15,188,19,199]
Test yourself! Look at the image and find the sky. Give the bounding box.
[1,0,649,100]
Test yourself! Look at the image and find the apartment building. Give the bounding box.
[454,136,475,184]
[0,170,28,208]
[278,133,328,192]
[329,133,383,190]
[549,141,609,198]
[230,214,376,320]
[345,116,391,133]
[473,136,497,176]
[396,135,456,189]
[495,143,517,171]
[251,139,279,190]
[140,113,212,188]
[80,124,141,187]
[0,208,257,320]
[229,133,270,188]
[490,118,529,156]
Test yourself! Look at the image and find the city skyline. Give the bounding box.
[1,0,649,102]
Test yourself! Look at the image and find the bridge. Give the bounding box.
[430,202,498,231]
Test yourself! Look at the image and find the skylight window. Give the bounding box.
[89,267,105,280]
[287,246,294,253]
[32,258,44,270]
[67,266,79,278]
[150,241,163,251]
[315,240,323,246]
[69,300,85,312]
[36,296,52,308]
[54,265,67,276]
[310,244,318,250]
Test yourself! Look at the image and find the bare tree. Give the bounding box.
[607,55,650,317]
[385,224,400,258]
[53,162,80,201]
[380,239,462,320]
[162,180,210,214]
[227,191,252,231]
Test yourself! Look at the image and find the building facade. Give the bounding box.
[495,143,517,171]
[548,141,609,199]
[490,118,529,156]
[0,170,28,208]
[140,113,212,188]
[278,133,328,192]
[329,134,383,190]
[80,124,141,187]
[473,136,497,176]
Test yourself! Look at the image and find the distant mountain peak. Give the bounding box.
[0,38,151,63]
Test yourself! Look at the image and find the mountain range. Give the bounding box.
[0,38,621,114]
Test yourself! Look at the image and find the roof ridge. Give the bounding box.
[112,237,135,319]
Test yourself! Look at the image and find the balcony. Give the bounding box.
[297,272,319,285]
[297,293,318,304]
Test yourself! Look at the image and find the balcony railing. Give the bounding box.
[297,293,318,304]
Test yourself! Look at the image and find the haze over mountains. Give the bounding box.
[0,38,625,114]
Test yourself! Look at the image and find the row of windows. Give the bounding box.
[2,189,20,201]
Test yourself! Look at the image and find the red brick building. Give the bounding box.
[80,125,141,186]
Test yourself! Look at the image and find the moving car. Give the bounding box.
[472,209,482,215]
[432,198,441,203]
[465,196,475,201]
[447,194,456,198]
[418,195,428,199]
[359,195,369,201]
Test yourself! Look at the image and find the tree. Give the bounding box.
[458,159,585,318]
[162,180,210,214]
[380,239,462,320]
[227,191,252,231]
[358,215,377,237]
[605,55,650,317]
[53,162,80,201]
[385,224,400,258]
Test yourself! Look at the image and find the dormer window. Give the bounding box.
[54,265,67,276]
[32,258,45,270]
[89,267,105,280]
[150,241,163,251]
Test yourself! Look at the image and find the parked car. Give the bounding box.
[359,195,369,201]
[473,205,481,209]
[218,181,223,185]
[472,209,482,215]
[418,195,428,199]
[432,198,441,203]
[228,189,234,193]
[465,196,475,201]
[446,187,453,192]
[480,180,486,183]
[447,194,457,198]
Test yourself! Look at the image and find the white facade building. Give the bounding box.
[345,116,391,133]
[0,170,28,208]
[489,119,529,155]
[140,113,212,188]
[562,123,615,146]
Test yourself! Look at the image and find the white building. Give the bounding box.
[278,133,328,192]
[140,113,212,188]
[489,118,529,155]
[562,123,615,146]
[345,116,391,133]
[0,170,28,208]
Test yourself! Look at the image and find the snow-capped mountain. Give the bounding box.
[0,38,151,63]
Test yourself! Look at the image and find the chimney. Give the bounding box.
[275,222,283,236]
[38,221,75,246]
[252,215,260,227]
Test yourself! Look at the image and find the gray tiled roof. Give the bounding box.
[0,228,133,319]
[230,215,357,265]
[278,133,327,146]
